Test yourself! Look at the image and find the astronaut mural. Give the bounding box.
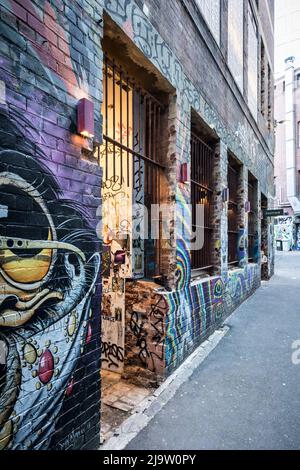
[0,109,101,449]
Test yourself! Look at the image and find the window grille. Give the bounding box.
[248,179,256,261]
[191,133,214,272]
[98,54,165,278]
[228,163,239,265]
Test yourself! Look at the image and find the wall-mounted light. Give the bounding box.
[222,188,229,203]
[199,190,207,200]
[77,98,94,138]
[178,162,188,183]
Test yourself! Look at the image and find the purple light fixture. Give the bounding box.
[77,98,94,138]
[179,162,188,183]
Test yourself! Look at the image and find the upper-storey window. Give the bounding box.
[248,3,258,119]
[260,40,266,118]
[196,0,221,45]
[228,0,244,91]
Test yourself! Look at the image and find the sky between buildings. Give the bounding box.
[275,0,300,77]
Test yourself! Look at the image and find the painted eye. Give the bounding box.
[0,186,53,284]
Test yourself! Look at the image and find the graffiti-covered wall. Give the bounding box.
[0,0,102,450]
[123,265,259,378]
[165,264,260,373]
[99,0,273,381]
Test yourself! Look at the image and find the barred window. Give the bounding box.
[228,157,240,266]
[191,133,214,273]
[99,54,165,279]
[248,174,257,261]
[260,40,266,117]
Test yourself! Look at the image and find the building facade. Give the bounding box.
[0,0,274,450]
[274,58,300,251]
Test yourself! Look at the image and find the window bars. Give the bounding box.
[248,180,256,261]
[98,54,164,278]
[191,133,214,272]
[228,163,239,265]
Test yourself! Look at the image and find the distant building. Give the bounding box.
[274,57,300,250]
[275,0,300,78]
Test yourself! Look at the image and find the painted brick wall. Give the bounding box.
[124,265,260,378]
[165,264,260,373]
[0,0,103,450]
[100,0,273,382]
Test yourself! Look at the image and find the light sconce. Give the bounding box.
[222,188,229,203]
[245,201,251,213]
[179,162,188,183]
[77,98,94,138]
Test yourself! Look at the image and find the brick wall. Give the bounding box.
[100,0,273,383]
[124,265,260,378]
[0,0,102,450]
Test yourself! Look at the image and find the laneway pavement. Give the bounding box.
[127,252,300,450]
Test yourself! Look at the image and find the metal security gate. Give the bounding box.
[228,163,239,265]
[191,133,213,273]
[248,180,256,261]
[99,53,164,279]
[99,54,165,373]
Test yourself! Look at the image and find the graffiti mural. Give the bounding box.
[237,228,246,267]
[165,264,259,371]
[99,0,269,381]
[0,0,102,450]
[125,280,165,376]
[0,115,101,449]
[274,216,294,251]
[101,0,273,196]
[296,225,300,251]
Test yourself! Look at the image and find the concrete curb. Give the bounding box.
[100,325,230,450]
